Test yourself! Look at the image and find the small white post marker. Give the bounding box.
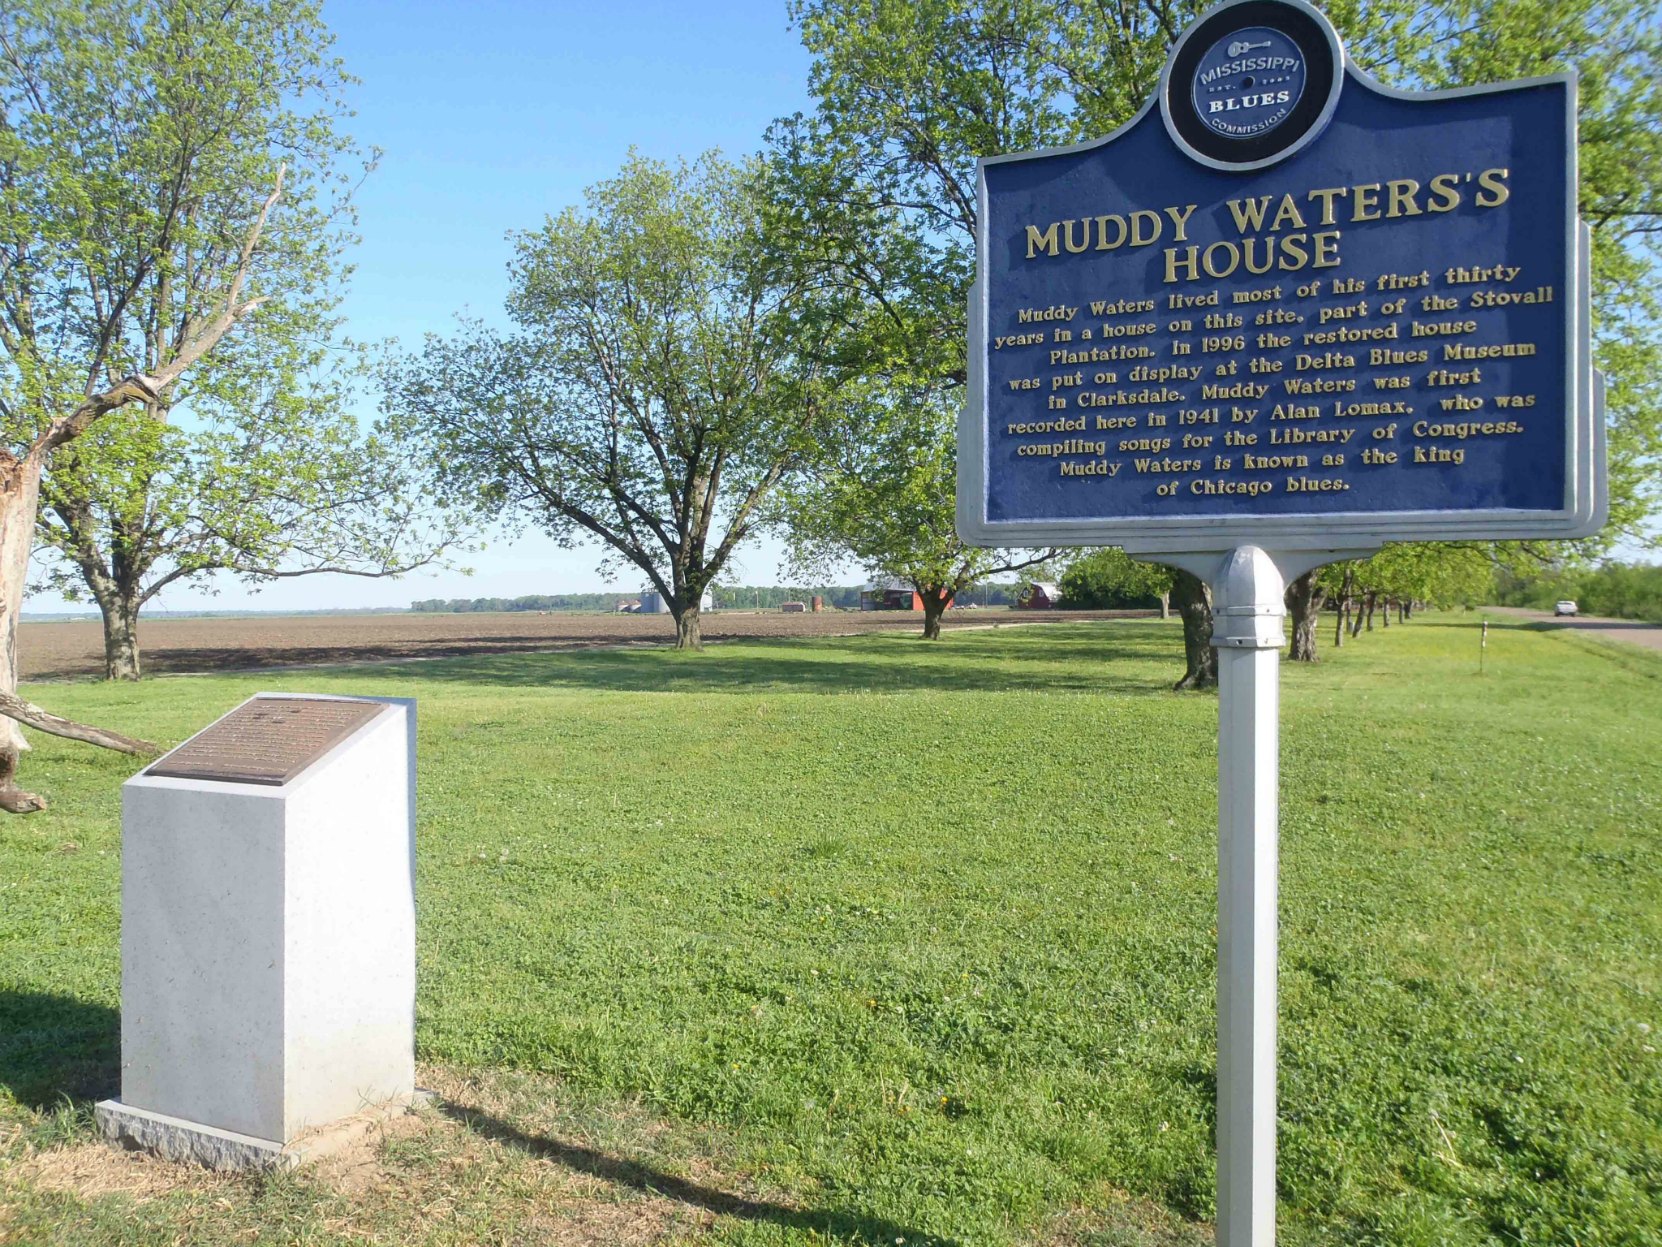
[96,693,418,1170]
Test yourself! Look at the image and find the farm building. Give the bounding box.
[859,581,954,611]
[859,581,922,611]
[1017,582,1063,610]
[638,588,715,614]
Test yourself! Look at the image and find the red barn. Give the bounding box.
[859,580,956,611]
[1017,582,1062,610]
[859,583,922,611]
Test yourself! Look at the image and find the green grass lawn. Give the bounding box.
[1,616,1658,1245]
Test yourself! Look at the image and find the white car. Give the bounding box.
[1554,600,1578,617]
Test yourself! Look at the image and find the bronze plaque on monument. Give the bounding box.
[148,697,384,786]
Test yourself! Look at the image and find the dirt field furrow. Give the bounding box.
[18,609,1155,681]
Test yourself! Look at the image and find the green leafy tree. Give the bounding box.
[769,0,1218,683]
[775,386,1053,638]
[15,0,455,684]
[384,152,864,650]
[1059,548,1174,613]
[1342,0,1662,544]
[36,355,465,681]
[778,0,1662,683]
[0,0,374,809]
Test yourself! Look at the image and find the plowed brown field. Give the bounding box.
[18,608,1153,681]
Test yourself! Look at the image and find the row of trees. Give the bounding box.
[411,593,624,614]
[1283,544,1497,660]
[384,0,1656,675]
[1066,542,1501,665]
[707,585,858,610]
[409,582,1038,613]
[1496,558,1662,620]
[0,0,477,809]
[708,581,1033,610]
[0,0,1657,808]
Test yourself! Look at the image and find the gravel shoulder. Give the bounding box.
[1484,604,1662,652]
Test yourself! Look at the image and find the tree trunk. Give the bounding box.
[100,590,143,681]
[1170,569,1216,690]
[0,451,156,811]
[1157,589,1171,620]
[0,452,46,811]
[1364,593,1376,632]
[674,602,702,650]
[919,586,951,640]
[1285,569,1324,662]
[1334,568,1353,649]
[1381,597,1391,628]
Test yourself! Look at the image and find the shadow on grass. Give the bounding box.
[437,1099,959,1246]
[0,990,118,1111]
[390,628,1186,697]
[1470,615,1662,636]
[1518,618,1662,634]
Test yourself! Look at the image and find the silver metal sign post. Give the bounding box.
[1158,545,1369,1247]
[1212,546,1289,1247]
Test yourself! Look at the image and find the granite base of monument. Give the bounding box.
[95,1094,431,1171]
[94,693,417,1171]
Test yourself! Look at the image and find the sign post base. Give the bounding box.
[1130,546,1373,1247]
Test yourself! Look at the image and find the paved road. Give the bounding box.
[1486,605,1662,652]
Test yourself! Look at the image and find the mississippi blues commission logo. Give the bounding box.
[1191,27,1306,138]
[1161,0,1343,170]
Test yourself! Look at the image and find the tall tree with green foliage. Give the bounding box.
[775,386,1053,638]
[1059,547,1173,614]
[771,0,1212,679]
[778,0,1662,679]
[1341,0,1662,545]
[13,1,454,684]
[35,360,463,681]
[385,152,865,650]
[0,0,386,808]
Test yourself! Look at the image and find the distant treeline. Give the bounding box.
[412,593,622,613]
[711,585,857,610]
[412,583,1030,613]
[1496,561,1662,621]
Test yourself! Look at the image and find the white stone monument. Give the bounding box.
[95,693,417,1169]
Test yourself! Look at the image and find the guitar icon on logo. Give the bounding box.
[1227,39,1273,56]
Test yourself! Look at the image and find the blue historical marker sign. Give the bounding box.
[958,0,1602,552]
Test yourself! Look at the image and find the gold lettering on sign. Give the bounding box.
[995,160,1545,503]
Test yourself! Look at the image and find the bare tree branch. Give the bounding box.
[0,690,157,755]
[31,168,286,458]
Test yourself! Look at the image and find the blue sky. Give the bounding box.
[29,1,1651,615]
[34,0,835,613]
